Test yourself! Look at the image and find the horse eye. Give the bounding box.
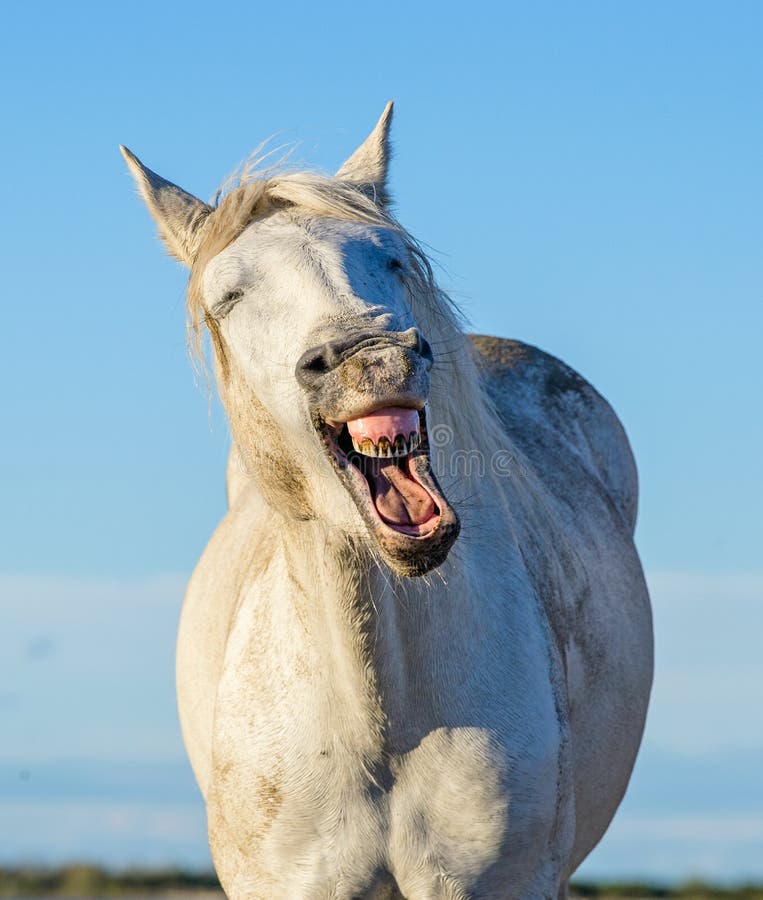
[212,289,245,318]
[388,258,404,272]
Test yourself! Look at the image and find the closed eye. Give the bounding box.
[210,289,245,319]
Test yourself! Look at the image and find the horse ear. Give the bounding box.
[335,101,394,206]
[120,146,212,267]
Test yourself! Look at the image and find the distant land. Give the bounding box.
[1,867,763,899]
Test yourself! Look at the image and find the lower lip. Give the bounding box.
[344,452,442,539]
[377,511,441,537]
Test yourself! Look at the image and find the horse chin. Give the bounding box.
[314,408,461,577]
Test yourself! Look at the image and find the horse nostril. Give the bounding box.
[399,327,432,362]
[304,352,329,374]
[296,344,336,388]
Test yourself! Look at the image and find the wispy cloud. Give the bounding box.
[0,800,210,868]
[1,573,188,763]
[580,811,763,883]
[2,569,762,878]
[643,569,763,755]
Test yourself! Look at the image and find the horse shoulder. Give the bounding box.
[469,336,653,872]
[468,334,639,533]
[177,481,273,796]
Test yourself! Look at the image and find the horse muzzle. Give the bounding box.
[295,326,433,422]
[297,328,460,577]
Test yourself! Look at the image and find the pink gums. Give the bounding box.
[345,407,420,443]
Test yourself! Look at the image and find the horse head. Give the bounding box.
[122,104,460,576]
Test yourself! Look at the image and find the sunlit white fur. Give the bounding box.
[123,104,653,899]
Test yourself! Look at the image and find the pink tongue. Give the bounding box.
[346,407,420,444]
[346,408,434,527]
[347,406,435,525]
[369,459,436,527]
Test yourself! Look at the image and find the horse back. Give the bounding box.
[469,334,638,533]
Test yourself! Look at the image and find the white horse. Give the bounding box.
[122,103,652,899]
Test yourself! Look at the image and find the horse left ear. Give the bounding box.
[335,101,394,206]
[120,145,212,267]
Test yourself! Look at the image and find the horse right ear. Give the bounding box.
[336,101,394,207]
[120,146,212,267]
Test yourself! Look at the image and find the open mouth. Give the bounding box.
[315,406,460,575]
[344,407,438,537]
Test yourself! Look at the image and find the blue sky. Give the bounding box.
[1,0,761,883]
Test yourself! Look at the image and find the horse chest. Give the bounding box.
[206,572,570,897]
[208,712,564,898]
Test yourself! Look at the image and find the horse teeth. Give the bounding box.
[349,429,422,458]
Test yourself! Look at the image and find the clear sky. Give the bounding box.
[1,0,761,883]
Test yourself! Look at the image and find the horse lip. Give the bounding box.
[310,362,430,423]
[324,397,425,428]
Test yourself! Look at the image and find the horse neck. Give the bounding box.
[271,509,502,714]
[269,519,390,738]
